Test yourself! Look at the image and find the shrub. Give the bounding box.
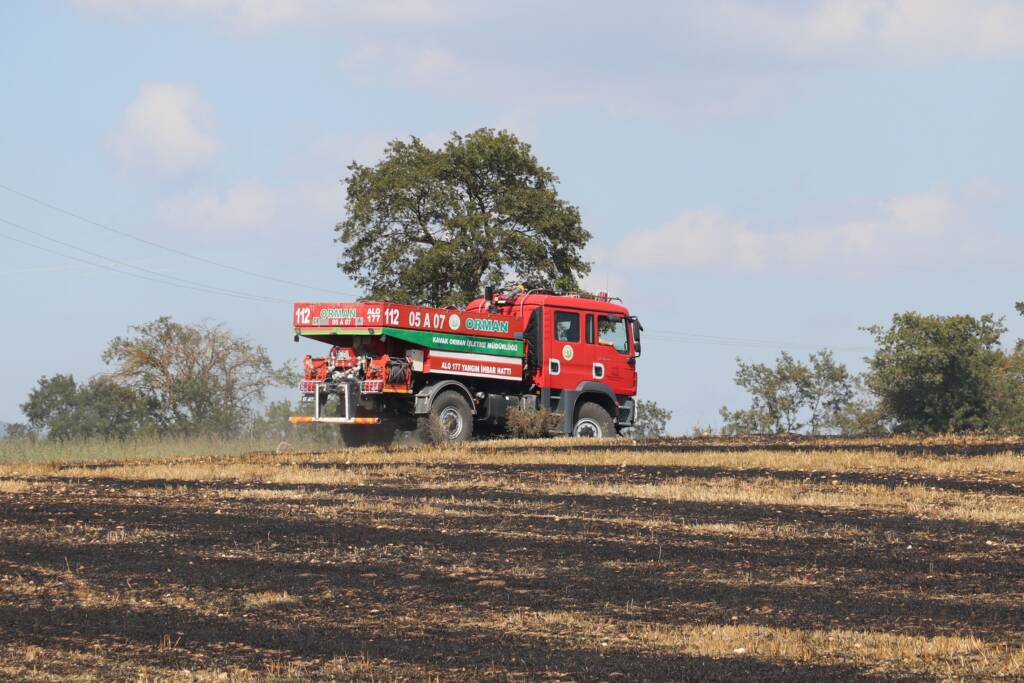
[631,399,673,437]
[505,407,560,438]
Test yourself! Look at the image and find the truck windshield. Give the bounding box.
[598,316,629,354]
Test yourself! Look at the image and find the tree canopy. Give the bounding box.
[337,129,591,307]
[720,350,854,435]
[102,317,293,436]
[17,317,295,441]
[863,312,1006,433]
[21,374,152,441]
[630,400,674,438]
[720,308,1024,436]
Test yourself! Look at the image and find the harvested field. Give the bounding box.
[1,437,1023,681]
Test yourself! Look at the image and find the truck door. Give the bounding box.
[545,307,592,391]
[592,313,636,396]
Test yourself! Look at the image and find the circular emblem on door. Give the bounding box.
[562,345,574,361]
[448,313,461,331]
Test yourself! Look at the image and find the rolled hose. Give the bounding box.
[386,357,410,384]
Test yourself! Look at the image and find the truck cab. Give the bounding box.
[466,290,641,437]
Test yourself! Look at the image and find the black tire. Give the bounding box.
[337,397,395,448]
[339,423,395,448]
[418,391,473,445]
[572,402,614,438]
[338,425,370,448]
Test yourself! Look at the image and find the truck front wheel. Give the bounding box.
[419,391,473,445]
[573,402,614,438]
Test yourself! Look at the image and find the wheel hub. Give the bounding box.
[438,406,464,440]
[574,418,602,438]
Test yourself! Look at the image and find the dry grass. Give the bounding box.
[0,479,31,493]
[0,435,281,465]
[243,591,297,609]
[0,436,1022,680]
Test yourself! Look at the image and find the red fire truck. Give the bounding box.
[289,288,642,444]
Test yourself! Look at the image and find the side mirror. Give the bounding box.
[631,318,642,357]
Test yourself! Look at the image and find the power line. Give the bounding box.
[0,229,286,305]
[0,182,358,298]
[0,225,869,349]
[645,330,873,353]
[646,332,872,353]
[0,261,152,276]
[0,216,290,304]
[0,183,874,351]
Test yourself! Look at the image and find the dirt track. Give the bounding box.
[1,439,1022,681]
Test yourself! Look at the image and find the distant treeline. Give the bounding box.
[718,305,1024,435]
[7,304,1024,442]
[6,317,305,443]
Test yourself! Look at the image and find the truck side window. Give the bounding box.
[554,311,580,342]
[585,314,594,343]
[598,316,629,354]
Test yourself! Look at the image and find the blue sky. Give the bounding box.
[2,1,1023,431]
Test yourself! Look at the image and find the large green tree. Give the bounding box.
[863,312,1005,433]
[337,129,591,306]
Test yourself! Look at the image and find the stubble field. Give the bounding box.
[1,436,1022,681]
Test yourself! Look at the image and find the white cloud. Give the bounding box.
[338,41,784,124]
[74,0,465,31]
[158,182,278,239]
[102,0,305,30]
[110,83,220,177]
[703,0,1024,62]
[327,2,1024,123]
[153,129,443,245]
[616,191,986,274]
[156,174,350,243]
[86,3,1024,132]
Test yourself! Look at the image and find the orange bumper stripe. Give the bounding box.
[288,416,381,425]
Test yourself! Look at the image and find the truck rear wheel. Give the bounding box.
[339,423,395,448]
[573,402,614,438]
[338,401,395,448]
[419,391,473,445]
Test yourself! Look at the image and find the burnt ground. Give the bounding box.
[0,444,1022,681]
